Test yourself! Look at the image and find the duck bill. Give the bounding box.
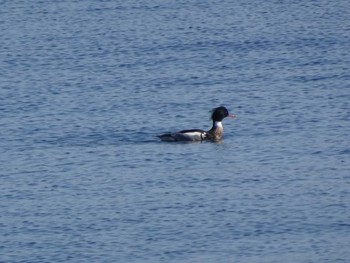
[228,114,236,118]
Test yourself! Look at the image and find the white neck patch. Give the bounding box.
[214,121,223,129]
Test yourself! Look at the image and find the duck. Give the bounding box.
[158,106,236,142]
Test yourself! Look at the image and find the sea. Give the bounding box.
[1,1,350,262]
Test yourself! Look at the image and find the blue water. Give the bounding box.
[1,1,350,262]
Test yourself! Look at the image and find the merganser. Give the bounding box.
[158,106,236,142]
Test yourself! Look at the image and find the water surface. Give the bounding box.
[1,1,350,262]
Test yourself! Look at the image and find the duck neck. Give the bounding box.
[211,121,223,131]
[207,121,223,141]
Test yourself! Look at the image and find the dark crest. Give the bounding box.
[211,106,229,122]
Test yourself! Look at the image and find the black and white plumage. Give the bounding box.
[158,106,235,142]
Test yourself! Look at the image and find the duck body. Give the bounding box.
[158,129,206,142]
[158,106,235,142]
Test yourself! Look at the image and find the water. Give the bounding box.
[1,1,350,262]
